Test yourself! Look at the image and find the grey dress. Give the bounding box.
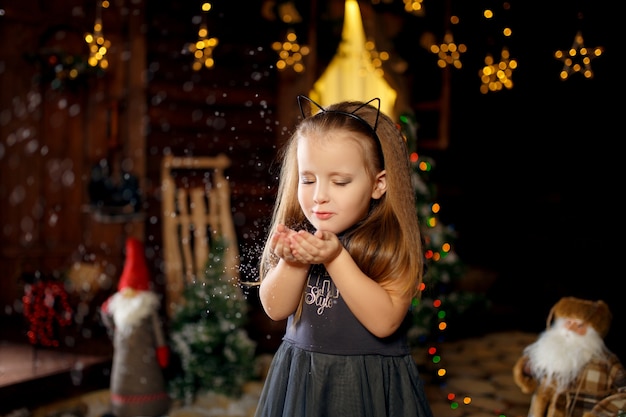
[254,264,434,417]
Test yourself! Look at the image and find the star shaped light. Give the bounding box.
[85,0,110,70]
[478,47,517,94]
[271,2,310,73]
[186,2,219,71]
[272,29,310,73]
[429,31,466,69]
[555,31,603,80]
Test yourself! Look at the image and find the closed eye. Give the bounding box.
[299,176,315,184]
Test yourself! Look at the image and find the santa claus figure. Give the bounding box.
[101,237,171,417]
[513,296,626,417]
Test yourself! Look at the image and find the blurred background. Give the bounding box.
[0,0,622,409]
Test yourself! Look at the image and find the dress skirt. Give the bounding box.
[254,341,434,417]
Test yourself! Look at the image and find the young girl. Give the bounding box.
[254,96,434,417]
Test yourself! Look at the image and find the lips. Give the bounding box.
[313,211,333,220]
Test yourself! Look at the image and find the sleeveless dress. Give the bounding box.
[254,264,434,417]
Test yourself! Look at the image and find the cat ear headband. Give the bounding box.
[297,95,384,168]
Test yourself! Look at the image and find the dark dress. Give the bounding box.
[254,264,434,417]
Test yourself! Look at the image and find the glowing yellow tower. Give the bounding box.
[310,0,397,117]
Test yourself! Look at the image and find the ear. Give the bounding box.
[371,170,387,199]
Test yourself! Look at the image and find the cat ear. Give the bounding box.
[297,95,326,119]
[353,97,381,131]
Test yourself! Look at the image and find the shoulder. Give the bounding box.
[584,352,625,376]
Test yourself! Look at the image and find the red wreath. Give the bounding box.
[22,280,73,347]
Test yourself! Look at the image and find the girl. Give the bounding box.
[254,96,433,417]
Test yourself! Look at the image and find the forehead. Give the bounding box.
[298,131,366,155]
[296,132,369,173]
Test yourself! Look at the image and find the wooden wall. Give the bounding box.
[0,0,139,315]
[0,1,283,335]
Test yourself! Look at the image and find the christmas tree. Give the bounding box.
[399,113,489,348]
[168,237,257,404]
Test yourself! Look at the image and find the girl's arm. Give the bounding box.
[290,230,411,338]
[259,259,309,321]
[325,247,411,338]
[258,225,310,321]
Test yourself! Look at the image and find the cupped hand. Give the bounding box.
[269,224,299,262]
[289,229,343,264]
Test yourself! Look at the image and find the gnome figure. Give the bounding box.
[101,237,171,417]
[513,297,626,417]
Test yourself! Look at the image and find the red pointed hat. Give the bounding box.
[117,237,151,291]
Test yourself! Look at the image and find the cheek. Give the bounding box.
[574,326,588,336]
[297,186,308,207]
[345,188,371,213]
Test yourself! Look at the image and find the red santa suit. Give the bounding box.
[101,237,171,417]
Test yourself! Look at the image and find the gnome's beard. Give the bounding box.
[525,318,605,391]
[107,290,159,336]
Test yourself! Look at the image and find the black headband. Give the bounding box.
[297,95,384,168]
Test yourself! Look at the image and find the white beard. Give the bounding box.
[524,318,605,391]
[106,290,160,336]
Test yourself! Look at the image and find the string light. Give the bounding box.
[272,2,309,72]
[364,40,389,76]
[403,0,425,16]
[84,0,111,70]
[272,29,310,73]
[430,31,466,69]
[555,30,603,80]
[187,2,218,71]
[479,47,517,94]
[478,4,516,93]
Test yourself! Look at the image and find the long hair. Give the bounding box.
[259,98,424,300]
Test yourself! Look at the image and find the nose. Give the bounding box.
[313,183,329,204]
[564,319,588,335]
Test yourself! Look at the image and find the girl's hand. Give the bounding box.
[260,224,311,320]
[269,224,299,263]
[289,229,343,264]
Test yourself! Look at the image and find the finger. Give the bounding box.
[294,233,324,256]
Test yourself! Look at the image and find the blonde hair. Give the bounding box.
[259,98,424,300]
